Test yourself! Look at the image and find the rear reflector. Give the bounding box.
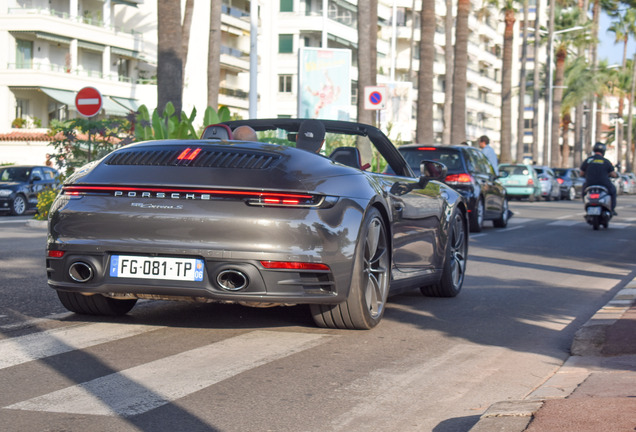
[48,250,65,258]
[260,261,330,271]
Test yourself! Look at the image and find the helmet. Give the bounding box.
[593,142,606,156]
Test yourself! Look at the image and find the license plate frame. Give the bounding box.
[110,255,205,282]
[587,206,602,216]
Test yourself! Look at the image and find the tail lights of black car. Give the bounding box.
[61,185,335,208]
[444,173,474,185]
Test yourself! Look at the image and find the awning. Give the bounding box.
[78,40,105,52]
[40,87,133,116]
[36,32,72,45]
[40,88,76,106]
[113,0,143,6]
[110,96,140,112]
[111,47,140,59]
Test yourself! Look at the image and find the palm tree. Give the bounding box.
[628,56,636,171]
[531,0,542,163]
[561,56,596,166]
[500,1,517,164]
[157,0,183,116]
[442,0,454,144]
[207,1,222,110]
[551,7,587,167]
[450,0,470,144]
[181,0,195,90]
[357,1,373,126]
[415,0,435,143]
[517,0,529,163]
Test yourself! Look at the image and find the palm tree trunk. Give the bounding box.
[207,1,222,109]
[357,0,373,126]
[562,112,571,165]
[628,54,636,172]
[500,8,515,163]
[157,0,183,116]
[416,0,435,143]
[181,0,195,91]
[543,0,555,165]
[531,0,542,164]
[442,0,453,144]
[450,0,470,144]
[517,0,529,162]
[553,47,566,167]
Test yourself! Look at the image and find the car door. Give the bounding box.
[466,148,504,218]
[27,167,45,207]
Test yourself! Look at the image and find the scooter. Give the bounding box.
[583,185,612,230]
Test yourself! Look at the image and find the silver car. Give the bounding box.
[533,166,561,201]
[47,119,468,330]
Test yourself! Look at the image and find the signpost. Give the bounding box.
[364,86,387,110]
[75,87,103,117]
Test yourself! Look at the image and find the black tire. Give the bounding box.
[592,217,600,230]
[311,207,390,330]
[57,291,137,316]
[11,194,27,216]
[421,210,467,297]
[493,198,509,228]
[469,198,484,232]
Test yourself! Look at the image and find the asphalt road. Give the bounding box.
[1,195,635,432]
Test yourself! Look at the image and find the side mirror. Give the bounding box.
[419,160,447,180]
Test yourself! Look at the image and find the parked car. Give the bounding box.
[46,119,469,330]
[397,144,508,232]
[624,173,636,194]
[621,174,635,194]
[533,166,561,201]
[0,165,59,215]
[553,167,585,200]
[498,163,541,201]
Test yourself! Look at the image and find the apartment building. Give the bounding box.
[2,0,549,165]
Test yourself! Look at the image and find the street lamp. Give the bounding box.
[546,26,584,161]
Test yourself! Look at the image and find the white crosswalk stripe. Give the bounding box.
[5,330,329,417]
[0,322,164,370]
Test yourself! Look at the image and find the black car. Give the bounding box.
[46,119,469,330]
[552,168,585,200]
[0,165,59,215]
[398,145,508,232]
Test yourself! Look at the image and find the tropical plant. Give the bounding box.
[134,103,232,141]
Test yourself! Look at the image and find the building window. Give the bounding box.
[15,99,28,120]
[16,39,33,69]
[279,34,293,53]
[280,0,293,12]
[279,75,293,93]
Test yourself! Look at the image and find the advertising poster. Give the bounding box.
[381,81,413,142]
[298,47,351,120]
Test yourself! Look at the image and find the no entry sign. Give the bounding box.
[75,87,103,117]
[364,86,387,110]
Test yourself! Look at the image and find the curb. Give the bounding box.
[468,284,636,432]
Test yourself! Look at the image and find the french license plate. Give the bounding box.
[110,255,205,281]
[587,207,602,216]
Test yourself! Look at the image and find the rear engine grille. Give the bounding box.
[106,149,280,169]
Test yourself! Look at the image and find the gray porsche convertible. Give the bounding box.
[46,119,468,329]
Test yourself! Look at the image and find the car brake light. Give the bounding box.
[177,147,202,161]
[445,173,473,183]
[527,179,534,186]
[417,147,437,151]
[557,178,564,184]
[48,250,65,258]
[590,193,600,199]
[260,261,330,271]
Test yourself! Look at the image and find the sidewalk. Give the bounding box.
[470,280,636,432]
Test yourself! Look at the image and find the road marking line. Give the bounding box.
[0,312,74,331]
[5,330,329,417]
[0,322,164,370]
[548,220,580,226]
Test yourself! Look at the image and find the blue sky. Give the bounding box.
[598,11,636,66]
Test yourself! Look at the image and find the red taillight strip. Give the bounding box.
[260,261,330,271]
[62,185,313,200]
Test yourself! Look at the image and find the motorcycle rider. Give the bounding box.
[580,142,619,215]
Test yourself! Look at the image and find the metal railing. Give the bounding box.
[5,62,156,85]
